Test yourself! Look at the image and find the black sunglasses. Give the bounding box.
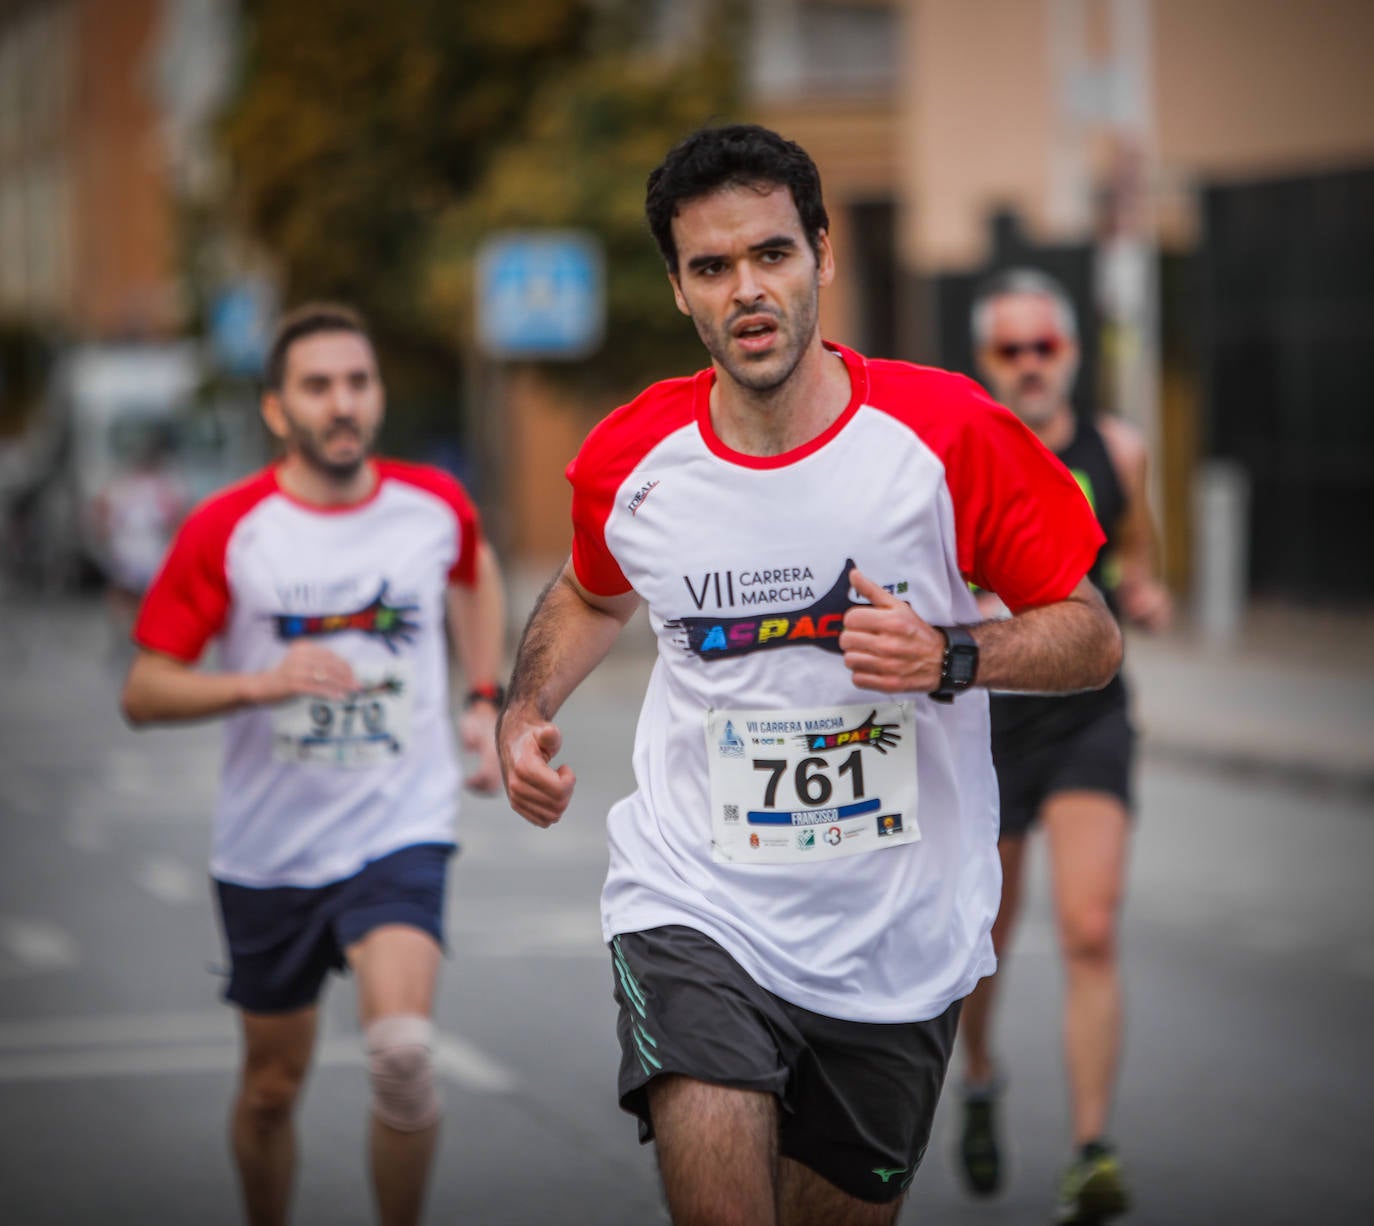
[991,337,1062,362]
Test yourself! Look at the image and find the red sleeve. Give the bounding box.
[566,377,697,597]
[567,449,631,597]
[867,363,1103,613]
[941,383,1104,612]
[379,461,481,586]
[131,476,269,662]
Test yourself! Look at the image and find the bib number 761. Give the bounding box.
[752,750,865,809]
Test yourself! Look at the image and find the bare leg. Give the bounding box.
[347,923,444,1226]
[231,1007,318,1226]
[959,834,1029,1085]
[776,1157,903,1226]
[1043,791,1130,1145]
[648,1075,778,1226]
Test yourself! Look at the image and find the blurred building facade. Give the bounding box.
[4,0,1371,606]
[0,0,234,341]
[898,0,1374,604]
[1,0,174,337]
[508,0,1374,609]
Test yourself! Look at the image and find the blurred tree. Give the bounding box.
[423,2,743,396]
[216,0,596,441]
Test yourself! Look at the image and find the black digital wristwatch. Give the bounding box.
[930,625,979,704]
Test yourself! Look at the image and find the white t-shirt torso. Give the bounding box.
[567,344,1102,1023]
[135,461,482,888]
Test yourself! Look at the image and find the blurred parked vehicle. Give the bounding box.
[0,341,266,593]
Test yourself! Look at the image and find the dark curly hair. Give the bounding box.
[645,124,830,274]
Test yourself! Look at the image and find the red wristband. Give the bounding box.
[464,683,506,709]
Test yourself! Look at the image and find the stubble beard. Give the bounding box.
[292,421,375,482]
[697,282,820,397]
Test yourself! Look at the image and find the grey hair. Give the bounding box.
[970,268,1078,346]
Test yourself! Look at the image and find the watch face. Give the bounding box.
[948,647,978,687]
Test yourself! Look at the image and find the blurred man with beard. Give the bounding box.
[956,269,1171,1224]
[121,303,507,1226]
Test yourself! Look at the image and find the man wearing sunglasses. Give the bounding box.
[956,269,1171,1224]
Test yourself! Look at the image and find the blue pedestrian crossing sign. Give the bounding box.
[209,279,274,377]
[476,231,605,360]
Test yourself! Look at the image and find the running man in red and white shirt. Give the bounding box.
[497,124,1122,1226]
[122,303,506,1226]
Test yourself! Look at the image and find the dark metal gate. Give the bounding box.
[1200,166,1374,602]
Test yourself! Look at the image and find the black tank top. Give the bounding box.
[989,417,1128,750]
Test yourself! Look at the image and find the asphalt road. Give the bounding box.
[1,597,1370,1225]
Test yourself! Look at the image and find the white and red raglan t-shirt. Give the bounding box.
[134,460,482,888]
[568,343,1104,1024]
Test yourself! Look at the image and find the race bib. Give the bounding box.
[706,701,920,865]
[272,662,413,768]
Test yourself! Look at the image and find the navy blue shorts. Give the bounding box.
[214,842,453,1014]
[994,706,1135,839]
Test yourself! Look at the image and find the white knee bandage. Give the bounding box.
[365,1014,439,1132]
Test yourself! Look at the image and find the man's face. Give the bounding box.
[264,331,384,480]
[976,292,1079,428]
[667,183,833,394]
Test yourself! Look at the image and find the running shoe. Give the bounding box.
[1054,1139,1130,1224]
[958,1084,1002,1196]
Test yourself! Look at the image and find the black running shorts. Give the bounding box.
[610,924,961,1204]
[993,705,1136,839]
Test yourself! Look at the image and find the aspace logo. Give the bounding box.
[666,560,856,661]
[796,710,901,754]
[271,581,419,654]
[717,720,746,758]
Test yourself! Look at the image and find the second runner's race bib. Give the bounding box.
[272,661,413,768]
[706,701,920,865]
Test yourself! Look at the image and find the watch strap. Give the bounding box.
[930,624,979,704]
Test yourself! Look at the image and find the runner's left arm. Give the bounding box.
[841,568,1120,696]
[842,385,1122,697]
[447,538,507,794]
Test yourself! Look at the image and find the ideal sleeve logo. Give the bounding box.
[626,479,660,516]
[271,581,419,653]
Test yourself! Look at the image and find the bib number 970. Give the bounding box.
[272,665,413,768]
[307,698,389,741]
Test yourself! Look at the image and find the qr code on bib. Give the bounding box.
[723,805,740,824]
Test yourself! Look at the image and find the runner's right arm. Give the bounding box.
[121,640,356,726]
[498,558,639,829]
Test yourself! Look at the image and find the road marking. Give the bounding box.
[0,1010,231,1050]
[0,918,80,971]
[132,855,202,905]
[433,1033,517,1093]
[0,1009,516,1093]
